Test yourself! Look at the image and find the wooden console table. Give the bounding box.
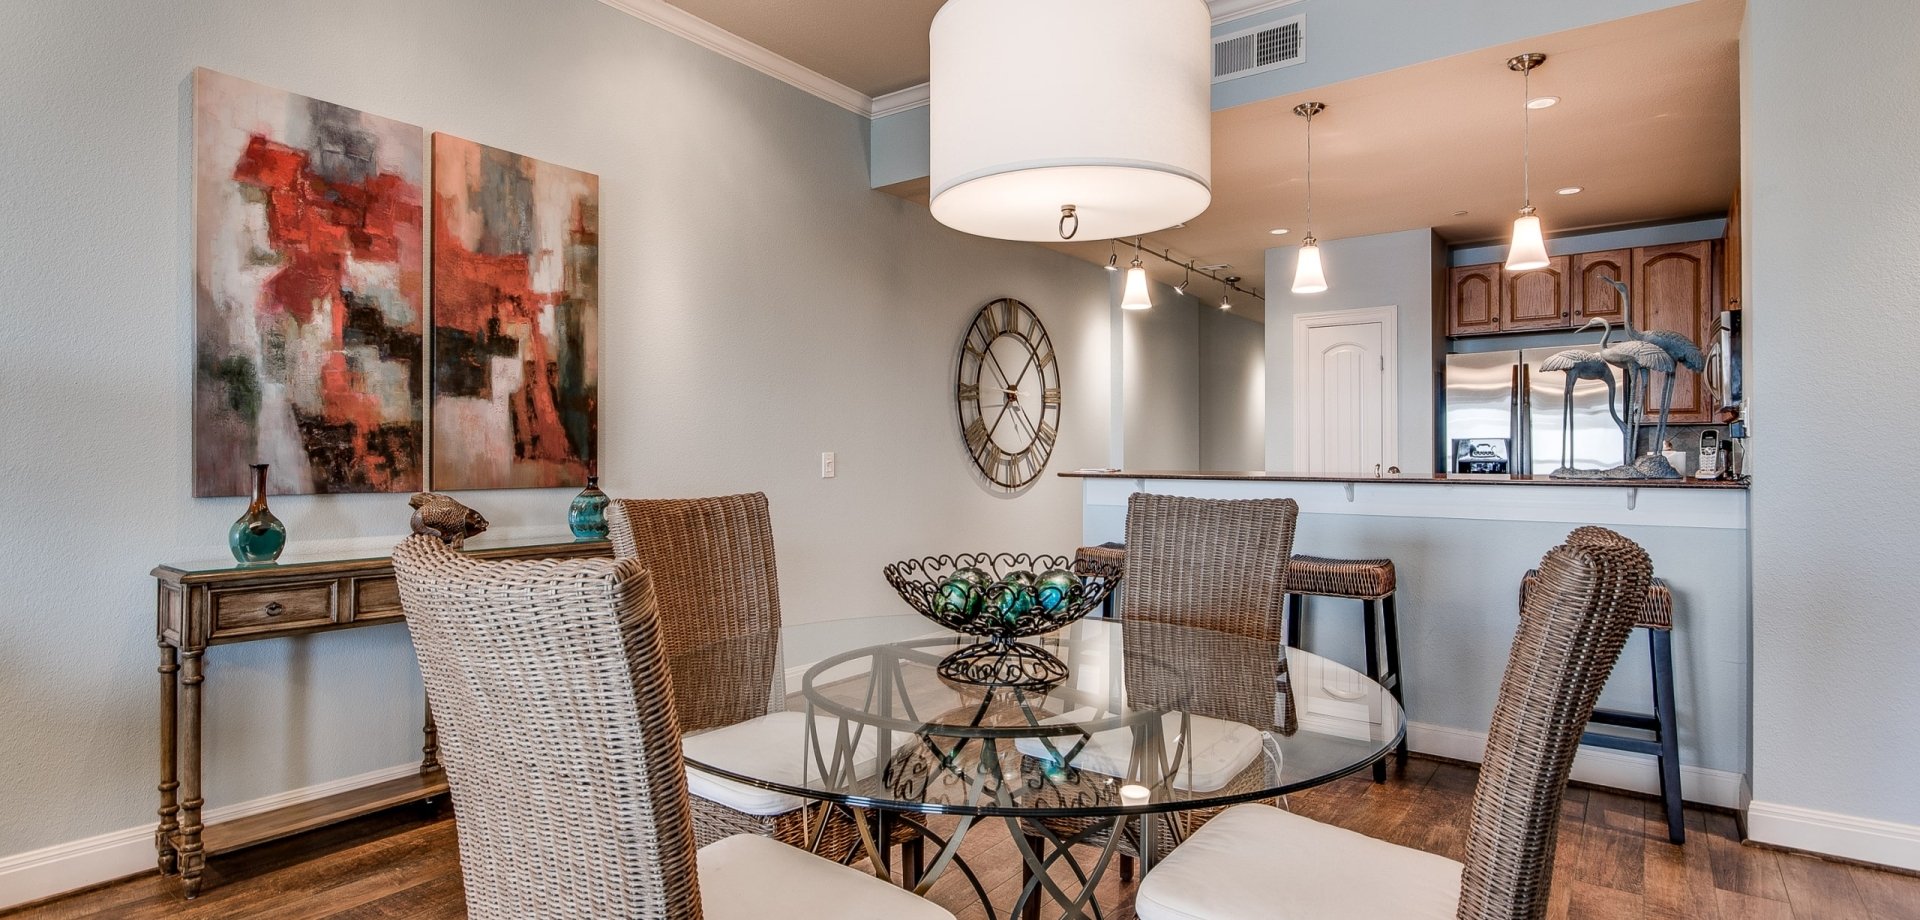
[152,534,611,898]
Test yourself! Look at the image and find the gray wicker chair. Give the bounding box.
[389,534,952,920]
[1133,526,1654,920]
[607,493,901,863]
[1023,494,1301,906]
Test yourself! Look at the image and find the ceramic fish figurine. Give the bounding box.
[409,493,490,548]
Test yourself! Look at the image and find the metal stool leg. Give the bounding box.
[1363,598,1386,783]
[1120,852,1134,882]
[1287,592,1305,648]
[1021,834,1044,920]
[1382,592,1408,768]
[1650,628,1685,844]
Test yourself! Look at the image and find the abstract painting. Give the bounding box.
[193,68,424,497]
[430,133,598,490]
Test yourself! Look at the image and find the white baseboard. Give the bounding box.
[0,762,423,911]
[1747,800,1920,872]
[1407,721,1747,810]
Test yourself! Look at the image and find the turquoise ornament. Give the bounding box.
[951,566,991,589]
[568,475,610,540]
[994,581,1036,622]
[937,577,982,618]
[1035,569,1077,613]
[1002,569,1037,590]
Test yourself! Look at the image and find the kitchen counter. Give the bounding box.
[1060,469,1748,489]
[1069,470,1750,810]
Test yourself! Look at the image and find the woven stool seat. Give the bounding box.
[1074,542,1126,574]
[1525,571,1671,631]
[1287,555,1396,600]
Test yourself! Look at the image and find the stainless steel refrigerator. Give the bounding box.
[1444,349,1627,476]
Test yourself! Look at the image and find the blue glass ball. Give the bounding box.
[995,584,1036,621]
[950,566,991,590]
[1035,569,1077,613]
[1002,569,1037,590]
[937,577,982,618]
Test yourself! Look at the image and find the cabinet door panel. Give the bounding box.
[1448,264,1502,336]
[1502,255,1573,331]
[1573,250,1632,327]
[1631,241,1713,424]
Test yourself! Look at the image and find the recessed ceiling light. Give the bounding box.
[1453,210,1470,217]
[1269,228,1290,236]
[1527,95,1560,109]
[1556,186,1584,195]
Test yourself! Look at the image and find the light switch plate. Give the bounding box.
[820,452,836,478]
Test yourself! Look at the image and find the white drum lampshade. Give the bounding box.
[929,0,1213,242]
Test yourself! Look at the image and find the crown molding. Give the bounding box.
[870,83,930,119]
[598,0,1305,120]
[596,0,872,115]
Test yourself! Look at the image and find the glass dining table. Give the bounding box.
[680,613,1403,919]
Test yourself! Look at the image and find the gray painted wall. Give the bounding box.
[1744,0,1920,826]
[1264,228,1441,473]
[1198,308,1266,471]
[0,0,1113,858]
[1121,280,1203,470]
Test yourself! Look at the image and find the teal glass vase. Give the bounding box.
[569,475,610,540]
[228,463,287,565]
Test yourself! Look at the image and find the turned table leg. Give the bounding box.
[156,641,179,875]
[421,693,439,775]
[177,649,206,898]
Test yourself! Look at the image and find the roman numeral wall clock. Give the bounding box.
[955,298,1061,491]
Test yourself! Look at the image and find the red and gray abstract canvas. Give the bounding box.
[193,69,424,496]
[430,133,598,491]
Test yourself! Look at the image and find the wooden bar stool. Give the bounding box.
[1285,555,1407,782]
[1522,571,1683,843]
[1074,542,1127,618]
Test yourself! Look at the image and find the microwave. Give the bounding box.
[1704,310,1742,416]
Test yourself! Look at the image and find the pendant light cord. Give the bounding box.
[1305,111,1314,234]
[1521,62,1532,209]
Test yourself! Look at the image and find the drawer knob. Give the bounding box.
[263,601,285,617]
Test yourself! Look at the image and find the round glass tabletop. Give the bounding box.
[679,614,1403,820]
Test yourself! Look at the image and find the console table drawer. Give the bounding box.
[351,576,403,621]
[211,583,337,636]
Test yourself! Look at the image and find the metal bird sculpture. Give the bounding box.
[1540,325,1624,470]
[1604,277,1705,454]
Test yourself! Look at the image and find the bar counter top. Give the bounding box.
[1058,469,1749,490]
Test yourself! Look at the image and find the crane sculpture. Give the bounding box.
[1605,277,1706,457]
[1538,328,1624,471]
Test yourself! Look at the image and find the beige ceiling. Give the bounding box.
[666,0,946,97]
[1045,0,1742,318]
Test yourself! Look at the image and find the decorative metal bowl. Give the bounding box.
[883,552,1120,689]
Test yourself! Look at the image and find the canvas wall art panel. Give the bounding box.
[430,133,598,491]
[193,68,425,497]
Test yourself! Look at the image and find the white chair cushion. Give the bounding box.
[698,833,955,920]
[1135,803,1462,920]
[683,711,880,817]
[1012,708,1267,793]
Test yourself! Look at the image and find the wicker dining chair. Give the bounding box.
[389,535,952,920]
[1022,494,1301,906]
[607,493,901,864]
[1133,526,1654,920]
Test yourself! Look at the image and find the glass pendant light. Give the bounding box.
[1291,102,1329,294]
[1504,53,1551,272]
[1120,238,1153,311]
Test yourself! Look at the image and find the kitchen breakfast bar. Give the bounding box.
[1065,470,1751,808]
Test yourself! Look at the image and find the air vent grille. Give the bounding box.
[1213,15,1305,83]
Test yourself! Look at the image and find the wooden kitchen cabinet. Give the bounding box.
[1632,240,1716,424]
[1447,264,1502,336]
[1572,250,1632,327]
[1501,255,1574,332]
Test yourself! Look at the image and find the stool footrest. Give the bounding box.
[1589,708,1661,732]
[1580,730,1662,757]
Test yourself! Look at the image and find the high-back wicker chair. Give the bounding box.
[391,534,952,920]
[1132,527,1653,920]
[608,494,892,861]
[1021,494,1301,904]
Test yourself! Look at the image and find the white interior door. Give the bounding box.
[1292,308,1397,475]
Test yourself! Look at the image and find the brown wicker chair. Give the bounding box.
[1023,494,1301,907]
[1133,526,1654,920]
[607,493,907,866]
[389,534,952,920]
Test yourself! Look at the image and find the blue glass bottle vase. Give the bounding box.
[569,475,610,540]
[228,463,287,565]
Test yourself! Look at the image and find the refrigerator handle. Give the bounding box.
[1510,364,1524,472]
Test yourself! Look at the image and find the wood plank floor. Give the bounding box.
[11,758,1917,919]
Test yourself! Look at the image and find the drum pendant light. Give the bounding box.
[1291,102,1329,294]
[1504,53,1551,272]
[929,0,1213,242]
